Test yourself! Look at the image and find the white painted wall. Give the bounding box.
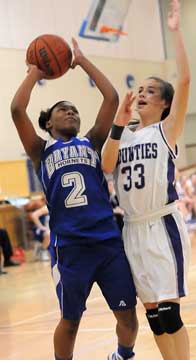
[0,0,194,168]
[161,0,196,115]
[0,0,164,61]
[0,48,165,160]
[160,0,196,166]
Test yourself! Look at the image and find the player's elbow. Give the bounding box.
[11,102,18,118]
[113,89,119,103]
[11,102,23,122]
[102,160,115,175]
[179,73,191,86]
[102,166,114,175]
[108,89,119,107]
[113,90,119,106]
[185,73,191,84]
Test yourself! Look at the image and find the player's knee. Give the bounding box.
[60,318,80,336]
[116,308,138,333]
[146,308,165,335]
[158,302,183,334]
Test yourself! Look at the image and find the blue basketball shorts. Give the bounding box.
[50,239,137,320]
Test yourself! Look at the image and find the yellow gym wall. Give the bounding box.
[0,160,29,198]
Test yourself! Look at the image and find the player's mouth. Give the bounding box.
[65,116,77,122]
[137,100,147,108]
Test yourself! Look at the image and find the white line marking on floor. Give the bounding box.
[0,296,103,328]
[0,323,196,335]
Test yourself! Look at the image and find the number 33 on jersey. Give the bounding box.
[113,123,178,218]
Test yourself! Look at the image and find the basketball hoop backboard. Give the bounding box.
[79,0,132,42]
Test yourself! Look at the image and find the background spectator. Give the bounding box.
[0,228,21,270]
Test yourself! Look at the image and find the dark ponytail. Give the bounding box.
[38,101,65,133]
[38,109,51,132]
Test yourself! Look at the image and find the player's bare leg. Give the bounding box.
[145,303,176,360]
[171,325,190,360]
[160,299,190,360]
[108,308,138,359]
[42,231,50,249]
[54,318,80,360]
[153,333,176,359]
[145,299,190,360]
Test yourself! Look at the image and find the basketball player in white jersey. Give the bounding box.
[102,1,191,359]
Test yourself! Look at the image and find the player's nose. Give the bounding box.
[67,108,74,115]
[139,91,145,98]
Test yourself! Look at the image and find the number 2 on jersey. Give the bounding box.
[61,172,88,208]
[122,164,145,190]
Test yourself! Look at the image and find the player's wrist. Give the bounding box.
[75,54,87,66]
[27,66,41,80]
[110,123,124,140]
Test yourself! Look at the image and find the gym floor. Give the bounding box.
[1,232,196,360]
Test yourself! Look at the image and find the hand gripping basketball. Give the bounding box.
[26,34,72,79]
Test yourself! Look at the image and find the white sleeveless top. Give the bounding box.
[113,122,178,221]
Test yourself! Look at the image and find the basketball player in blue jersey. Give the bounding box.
[102,1,190,359]
[11,38,138,360]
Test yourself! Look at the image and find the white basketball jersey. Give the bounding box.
[113,122,178,219]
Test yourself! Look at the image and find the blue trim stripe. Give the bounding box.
[159,123,177,159]
[79,18,88,36]
[41,161,47,192]
[163,214,185,297]
[79,19,110,41]
[167,156,178,203]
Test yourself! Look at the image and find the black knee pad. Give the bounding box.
[158,302,183,334]
[146,308,165,335]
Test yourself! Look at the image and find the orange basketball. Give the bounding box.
[26,34,72,79]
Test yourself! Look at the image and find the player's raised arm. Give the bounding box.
[163,0,190,147]
[11,65,46,169]
[71,38,119,152]
[102,92,135,174]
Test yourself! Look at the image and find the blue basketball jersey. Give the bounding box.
[37,136,120,246]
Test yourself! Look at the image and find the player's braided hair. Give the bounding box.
[148,77,174,120]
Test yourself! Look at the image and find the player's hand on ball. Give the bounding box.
[71,38,84,68]
[26,63,45,80]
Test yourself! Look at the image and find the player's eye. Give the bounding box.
[69,107,79,114]
[57,107,66,112]
[73,108,79,114]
